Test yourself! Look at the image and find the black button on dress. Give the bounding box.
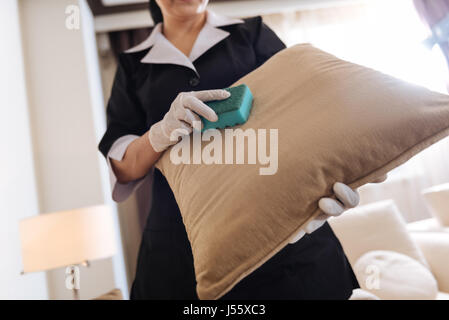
[98,16,358,300]
[189,76,200,87]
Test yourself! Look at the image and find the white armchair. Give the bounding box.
[411,232,449,299]
[329,200,449,300]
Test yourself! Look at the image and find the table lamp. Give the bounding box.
[19,205,117,300]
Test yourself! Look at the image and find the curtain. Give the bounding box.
[414,0,449,91]
[108,27,153,58]
[263,0,449,222]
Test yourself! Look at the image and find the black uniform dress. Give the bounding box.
[99,16,359,300]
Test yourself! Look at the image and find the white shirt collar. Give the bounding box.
[126,10,244,74]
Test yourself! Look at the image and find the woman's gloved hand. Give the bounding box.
[149,89,230,152]
[318,174,388,217]
[290,174,388,243]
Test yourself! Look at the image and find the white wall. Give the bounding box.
[18,0,127,299]
[0,0,48,299]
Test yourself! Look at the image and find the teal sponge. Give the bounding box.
[202,84,253,131]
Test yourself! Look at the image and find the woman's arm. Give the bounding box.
[110,131,161,184]
[111,89,230,183]
[98,53,151,200]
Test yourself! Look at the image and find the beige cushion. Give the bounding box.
[329,200,427,266]
[354,250,438,300]
[422,183,449,226]
[407,218,449,233]
[411,232,449,293]
[155,44,449,300]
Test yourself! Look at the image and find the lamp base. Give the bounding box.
[72,287,80,300]
[66,264,83,300]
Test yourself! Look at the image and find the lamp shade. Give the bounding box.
[19,205,117,273]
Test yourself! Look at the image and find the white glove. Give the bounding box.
[319,174,387,217]
[290,175,388,243]
[288,183,359,243]
[318,182,360,218]
[149,89,230,152]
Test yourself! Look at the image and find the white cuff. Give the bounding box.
[107,134,151,202]
[289,229,306,244]
[288,215,327,244]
